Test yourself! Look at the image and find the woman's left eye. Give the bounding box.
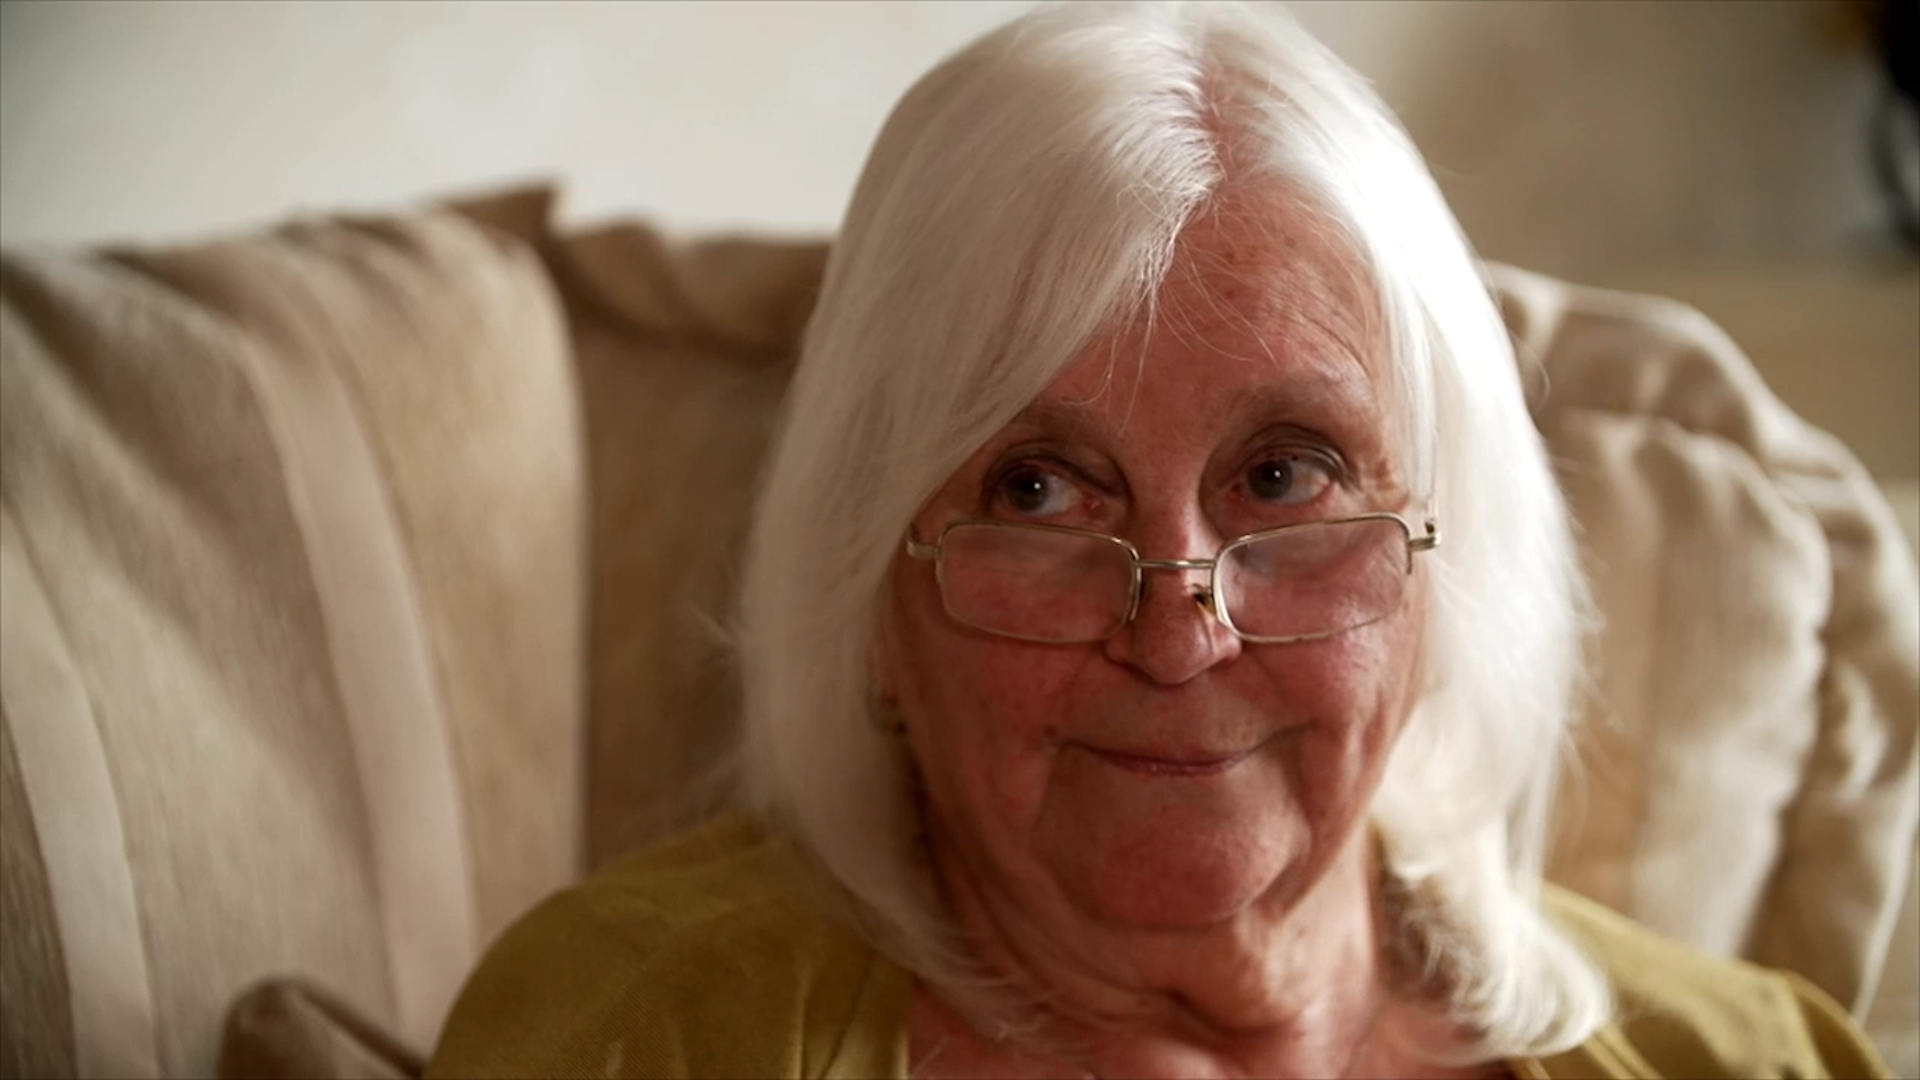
[1244,452,1337,506]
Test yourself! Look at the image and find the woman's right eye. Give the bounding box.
[993,465,1081,518]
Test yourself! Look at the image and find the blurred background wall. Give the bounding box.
[2,0,1914,477]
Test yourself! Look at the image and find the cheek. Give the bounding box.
[1260,611,1419,724]
[884,570,1084,823]
[1260,595,1426,798]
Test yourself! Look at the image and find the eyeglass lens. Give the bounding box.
[936,525,1134,642]
[1218,518,1409,640]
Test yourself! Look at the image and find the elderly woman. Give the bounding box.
[430,4,1884,1077]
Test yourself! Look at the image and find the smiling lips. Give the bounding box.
[1083,744,1259,777]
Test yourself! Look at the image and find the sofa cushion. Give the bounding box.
[449,188,826,868]
[1491,265,1919,1045]
[0,203,584,1075]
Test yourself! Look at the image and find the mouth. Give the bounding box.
[1081,743,1261,777]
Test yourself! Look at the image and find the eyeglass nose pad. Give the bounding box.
[1190,585,1214,611]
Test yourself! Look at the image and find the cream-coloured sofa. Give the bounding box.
[2,187,1915,1078]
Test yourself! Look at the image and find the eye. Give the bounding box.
[1243,452,1337,506]
[992,464,1082,519]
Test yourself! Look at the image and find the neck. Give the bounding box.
[919,821,1404,1077]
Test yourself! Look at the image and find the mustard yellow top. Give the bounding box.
[427,814,1888,1079]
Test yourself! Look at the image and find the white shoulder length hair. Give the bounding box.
[736,0,1609,1058]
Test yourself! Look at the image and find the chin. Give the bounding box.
[1085,848,1307,930]
[1032,760,1326,930]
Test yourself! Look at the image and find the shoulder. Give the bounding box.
[427,813,911,1079]
[1533,886,1887,1079]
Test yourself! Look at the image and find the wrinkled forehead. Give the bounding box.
[1164,190,1381,363]
[1037,186,1396,442]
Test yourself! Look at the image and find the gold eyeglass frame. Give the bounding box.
[903,512,1442,645]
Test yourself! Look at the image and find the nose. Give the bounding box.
[1102,535,1242,686]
